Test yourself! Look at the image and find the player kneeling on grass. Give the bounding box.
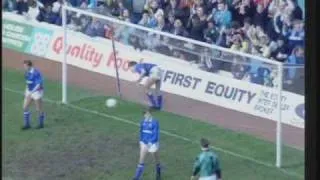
[133,109,161,180]
[128,61,163,110]
[191,138,222,180]
[22,60,45,130]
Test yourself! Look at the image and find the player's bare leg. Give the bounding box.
[133,144,148,180]
[154,80,163,110]
[34,98,45,129]
[22,95,33,130]
[152,151,161,180]
[139,143,149,164]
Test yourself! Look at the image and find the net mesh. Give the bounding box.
[63,6,304,170]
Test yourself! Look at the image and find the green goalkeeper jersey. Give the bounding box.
[192,149,221,177]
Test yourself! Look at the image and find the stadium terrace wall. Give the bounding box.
[2,12,304,129]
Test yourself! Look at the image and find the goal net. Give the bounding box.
[61,6,304,169]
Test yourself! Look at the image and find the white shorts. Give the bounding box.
[199,175,217,180]
[140,142,159,153]
[25,89,43,100]
[149,66,162,80]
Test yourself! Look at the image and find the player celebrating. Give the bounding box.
[133,109,161,180]
[22,60,45,130]
[128,61,163,110]
[191,138,222,180]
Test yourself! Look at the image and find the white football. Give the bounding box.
[105,98,117,108]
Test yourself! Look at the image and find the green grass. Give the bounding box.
[2,68,304,180]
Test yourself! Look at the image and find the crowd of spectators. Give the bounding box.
[3,0,305,94]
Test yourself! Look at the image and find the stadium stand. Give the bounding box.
[2,0,305,94]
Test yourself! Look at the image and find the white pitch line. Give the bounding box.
[3,88,303,179]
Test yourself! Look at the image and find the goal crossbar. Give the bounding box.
[61,5,284,168]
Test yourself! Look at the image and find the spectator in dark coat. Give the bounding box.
[85,19,105,37]
[204,21,220,44]
[290,0,303,20]
[187,15,205,42]
[55,9,62,26]
[164,13,176,32]
[37,5,58,24]
[252,4,268,29]
[171,19,188,37]
[39,0,56,6]
[266,15,281,41]
[131,0,147,24]
[16,0,29,15]
[164,0,190,26]
[270,36,289,62]
[195,6,207,24]
[231,0,255,24]
[110,0,126,17]
[79,15,90,33]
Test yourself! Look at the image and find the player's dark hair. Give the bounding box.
[128,61,137,67]
[200,138,210,148]
[143,108,152,115]
[23,60,33,67]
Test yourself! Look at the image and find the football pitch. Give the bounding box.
[3,68,304,180]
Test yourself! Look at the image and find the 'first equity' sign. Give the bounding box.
[163,70,256,104]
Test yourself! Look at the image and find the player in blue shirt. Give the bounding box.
[22,60,45,130]
[128,61,163,110]
[133,109,161,180]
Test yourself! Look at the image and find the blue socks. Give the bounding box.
[147,93,157,108]
[23,111,45,128]
[156,163,161,176]
[134,163,161,179]
[157,95,163,109]
[23,111,31,127]
[39,112,45,127]
[134,163,144,179]
[146,93,163,109]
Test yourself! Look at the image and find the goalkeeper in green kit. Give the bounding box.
[191,138,222,180]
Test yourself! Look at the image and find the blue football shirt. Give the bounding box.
[134,63,156,77]
[139,117,159,144]
[25,68,43,92]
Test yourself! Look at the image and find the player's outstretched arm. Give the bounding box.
[136,74,145,84]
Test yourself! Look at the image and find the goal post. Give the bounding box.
[62,5,68,104]
[110,30,122,98]
[276,63,283,168]
[61,5,289,168]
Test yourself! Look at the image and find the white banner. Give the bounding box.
[3,13,305,128]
